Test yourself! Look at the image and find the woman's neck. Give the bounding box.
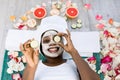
[43,55,66,66]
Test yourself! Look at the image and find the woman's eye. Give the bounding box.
[43,38,50,43]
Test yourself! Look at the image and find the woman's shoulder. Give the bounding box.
[66,59,76,68]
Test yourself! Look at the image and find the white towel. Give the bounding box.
[5,29,100,57]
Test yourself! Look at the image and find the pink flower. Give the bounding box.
[114,64,120,76]
[12,73,21,80]
[101,55,112,63]
[9,55,13,59]
[66,0,72,7]
[96,15,103,21]
[117,27,120,32]
[101,63,112,73]
[96,23,105,30]
[103,30,113,37]
[84,4,91,9]
[87,57,96,62]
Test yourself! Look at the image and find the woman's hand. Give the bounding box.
[57,29,77,54]
[20,39,39,68]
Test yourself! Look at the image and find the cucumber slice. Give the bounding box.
[77,19,82,23]
[71,24,77,29]
[27,19,36,28]
[76,23,82,28]
[54,35,61,43]
[30,40,39,48]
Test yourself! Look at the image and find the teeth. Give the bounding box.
[49,48,57,51]
[48,47,59,53]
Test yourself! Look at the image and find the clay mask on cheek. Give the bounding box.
[41,30,64,58]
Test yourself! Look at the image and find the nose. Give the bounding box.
[49,36,57,46]
[49,43,57,46]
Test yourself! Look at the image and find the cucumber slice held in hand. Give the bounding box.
[53,35,61,43]
[30,40,39,49]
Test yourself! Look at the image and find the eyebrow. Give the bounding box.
[43,36,49,39]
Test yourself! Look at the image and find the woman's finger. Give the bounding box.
[58,42,65,49]
[66,29,71,37]
[58,42,64,48]
[24,40,32,50]
[34,49,39,56]
[57,33,69,41]
[20,43,25,54]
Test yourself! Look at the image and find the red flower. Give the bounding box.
[101,55,112,63]
[103,30,113,37]
[18,25,24,30]
[87,57,96,62]
[114,64,120,76]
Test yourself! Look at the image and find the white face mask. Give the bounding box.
[41,30,64,58]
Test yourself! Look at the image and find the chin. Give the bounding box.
[46,53,60,58]
[44,52,63,58]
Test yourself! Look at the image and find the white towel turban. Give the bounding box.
[35,15,68,41]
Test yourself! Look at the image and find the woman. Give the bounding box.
[20,16,100,80]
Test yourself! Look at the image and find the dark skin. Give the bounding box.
[20,29,100,80]
[43,54,66,66]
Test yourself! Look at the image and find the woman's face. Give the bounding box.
[41,30,64,58]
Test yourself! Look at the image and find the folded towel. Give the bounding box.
[5,29,100,57]
[5,29,37,51]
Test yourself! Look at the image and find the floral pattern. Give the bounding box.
[7,51,26,80]
[97,19,120,80]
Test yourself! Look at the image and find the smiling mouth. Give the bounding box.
[48,47,59,53]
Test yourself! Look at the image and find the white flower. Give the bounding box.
[7,68,13,74]
[102,38,109,47]
[108,28,119,36]
[71,3,77,8]
[107,70,116,77]
[115,74,120,80]
[7,59,16,68]
[98,70,102,74]
[101,49,109,56]
[112,54,120,68]
[7,57,25,73]
[21,55,26,63]
[17,57,22,63]
[18,62,25,71]
[8,51,18,57]
[104,75,111,80]
[8,51,13,55]
[107,37,117,45]
[113,21,120,27]
[12,63,19,72]
[13,23,21,28]
[89,64,96,72]
[13,51,19,57]
[12,62,25,72]
[99,31,104,40]
[114,50,120,55]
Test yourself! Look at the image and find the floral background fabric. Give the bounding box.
[1,50,102,80]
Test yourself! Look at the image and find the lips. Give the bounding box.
[48,47,59,53]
